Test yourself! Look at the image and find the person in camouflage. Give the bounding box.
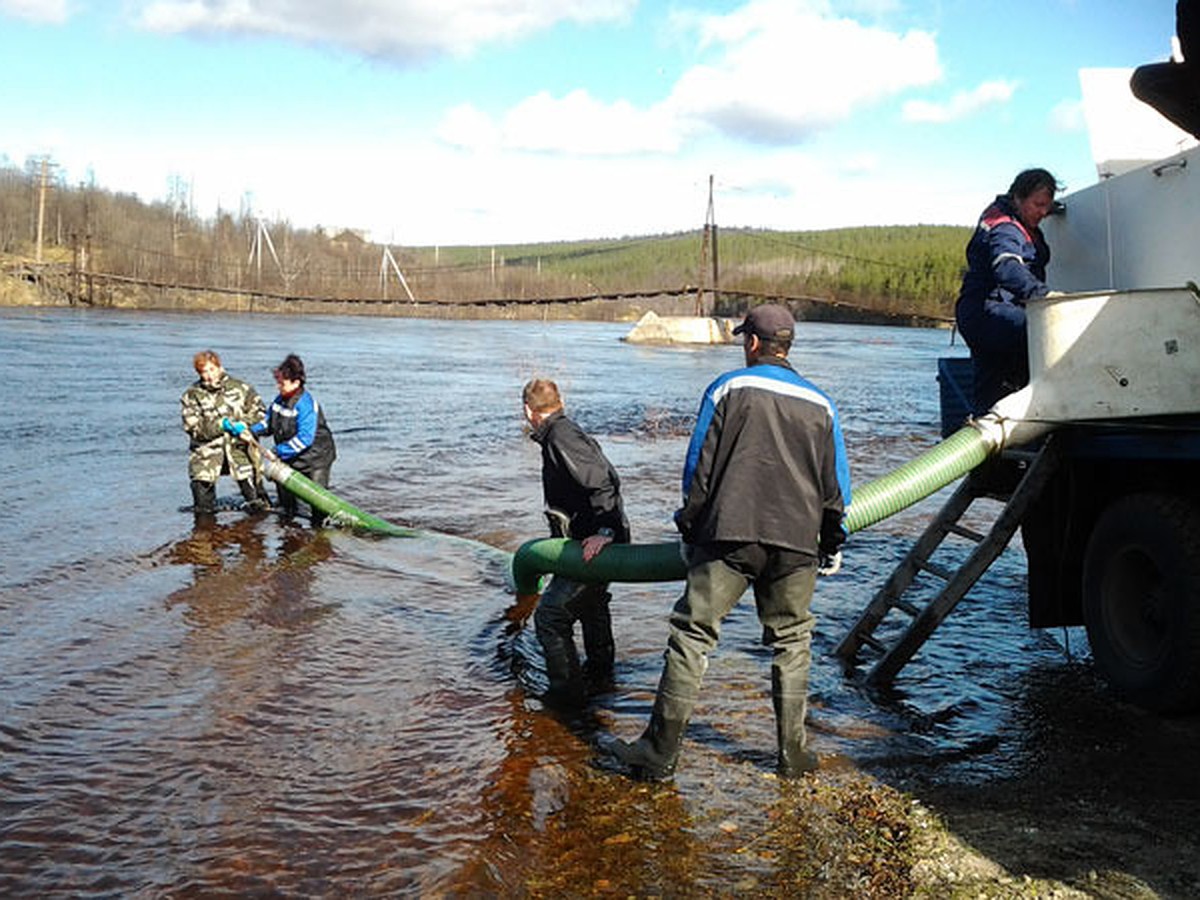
[180,349,270,517]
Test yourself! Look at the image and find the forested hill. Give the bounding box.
[1,159,970,319]
[476,225,971,320]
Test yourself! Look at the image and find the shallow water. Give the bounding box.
[0,308,1086,894]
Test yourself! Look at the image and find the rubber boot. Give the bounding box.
[535,584,587,709]
[276,484,299,520]
[581,591,615,693]
[583,644,615,694]
[540,649,586,710]
[607,659,699,781]
[238,479,270,512]
[307,464,331,527]
[607,697,688,782]
[191,479,216,516]
[774,675,818,778]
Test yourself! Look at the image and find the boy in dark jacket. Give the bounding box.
[523,378,631,709]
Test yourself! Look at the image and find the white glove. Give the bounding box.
[817,550,842,577]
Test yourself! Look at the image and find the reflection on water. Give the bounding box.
[0,309,1088,894]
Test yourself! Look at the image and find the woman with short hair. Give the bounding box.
[252,353,337,525]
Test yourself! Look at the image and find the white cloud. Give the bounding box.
[436,0,946,160]
[836,0,901,14]
[503,91,682,155]
[0,0,69,23]
[837,152,881,175]
[901,79,1017,124]
[665,0,942,145]
[689,151,981,233]
[439,91,681,156]
[436,103,501,151]
[132,0,637,59]
[37,115,988,246]
[8,0,1059,244]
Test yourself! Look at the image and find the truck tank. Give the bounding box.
[995,142,1200,712]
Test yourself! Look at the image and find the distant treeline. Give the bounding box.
[1,156,971,319]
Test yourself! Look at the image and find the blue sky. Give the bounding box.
[0,0,1189,245]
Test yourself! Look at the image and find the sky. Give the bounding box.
[0,0,1190,246]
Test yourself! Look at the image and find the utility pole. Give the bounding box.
[379,245,415,301]
[83,186,92,305]
[35,156,48,264]
[697,174,718,316]
[69,182,92,307]
[71,230,79,306]
[247,218,282,285]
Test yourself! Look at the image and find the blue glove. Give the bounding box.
[220,417,246,436]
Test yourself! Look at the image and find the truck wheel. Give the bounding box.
[1082,493,1200,713]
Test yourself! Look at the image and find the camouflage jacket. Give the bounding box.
[181,373,267,482]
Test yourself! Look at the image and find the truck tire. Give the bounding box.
[1082,493,1200,713]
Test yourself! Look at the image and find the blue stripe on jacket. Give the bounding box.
[681,362,852,517]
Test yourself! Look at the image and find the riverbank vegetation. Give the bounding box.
[1,155,968,320]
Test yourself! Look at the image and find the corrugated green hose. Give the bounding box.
[249,420,999,595]
[510,422,998,595]
[842,424,992,533]
[510,539,688,596]
[257,448,419,537]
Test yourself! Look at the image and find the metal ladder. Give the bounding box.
[833,437,1061,686]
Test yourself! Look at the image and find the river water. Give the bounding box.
[0,308,1087,895]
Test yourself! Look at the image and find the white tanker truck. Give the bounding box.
[864,140,1200,714]
[1009,143,1200,713]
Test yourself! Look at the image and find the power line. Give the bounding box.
[737,229,914,270]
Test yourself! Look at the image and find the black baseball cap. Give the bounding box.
[732,304,795,341]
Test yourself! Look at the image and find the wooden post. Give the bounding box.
[705,175,718,315]
[697,174,717,316]
[711,223,719,297]
[35,156,48,264]
[71,231,79,306]
[83,189,93,305]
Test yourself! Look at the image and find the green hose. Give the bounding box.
[250,419,999,591]
[842,424,992,533]
[510,539,687,596]
[510,422,1000,594]
[258,450,419,537]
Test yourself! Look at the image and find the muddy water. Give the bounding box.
[1,308,1083,894]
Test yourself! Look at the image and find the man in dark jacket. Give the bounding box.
[604,304,851,781]
[523,378,631,709]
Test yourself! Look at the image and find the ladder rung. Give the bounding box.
[946,523,985,542]
[918,560,954,581]
[979,491,1011,503]
[859,633,886,653]
[837,439,1062,685]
